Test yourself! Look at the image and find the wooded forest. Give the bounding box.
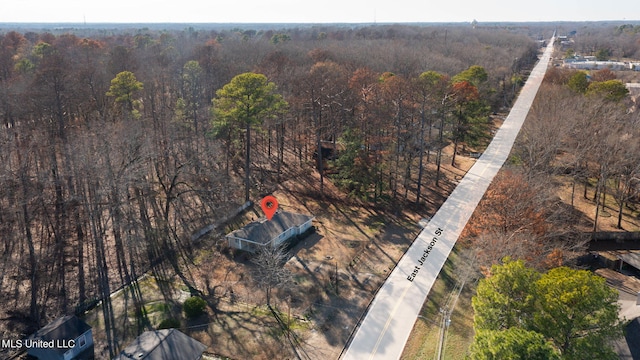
[368,23,640,360]
[2,22,637,357]
[467,65,640,267]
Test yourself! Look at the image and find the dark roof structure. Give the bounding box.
[28,315,92,356]
[618,251,640,271]
[31,315,91,342]
[113,329,206,360]
[226,211,314,244]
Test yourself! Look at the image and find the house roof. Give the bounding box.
[113,329,206,360]
[618,251,640,272]
[226,211,314,245]
[30,315,91,342]
[28,315,92,355]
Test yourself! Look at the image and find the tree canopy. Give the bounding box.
[532,267,622,360]
[469,327,560,360]
[211,72,287,201]
[451,65,488,86]
[586,79,630,102]
[567,71,589,94]
[471,259,623,360]
[472,258,540,331]
[106,71,143,108]
[212,72,287,134]
[333,128,378,199]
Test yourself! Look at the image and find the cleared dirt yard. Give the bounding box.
[82,144,476,359]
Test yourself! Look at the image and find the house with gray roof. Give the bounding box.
[26,315,94,360]
[113,329,206,360]
[226,210,314,253]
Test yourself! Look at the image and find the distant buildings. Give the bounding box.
[556,32,640,72]
[226,211,314,253]
[556,35,573,47]
[562,59,634,71]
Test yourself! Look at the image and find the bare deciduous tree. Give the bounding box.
[251,245,293,306]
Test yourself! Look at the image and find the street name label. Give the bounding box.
[407,227,443,282]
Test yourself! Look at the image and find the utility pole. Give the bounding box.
[436,308,447,360]
[335,260,339,296]
[437,280,465,360]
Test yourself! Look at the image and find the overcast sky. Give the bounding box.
[1,0,639,24]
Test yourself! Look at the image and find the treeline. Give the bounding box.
[0,24,540,350]
[560,22,640,60]
[464,51,639,360]
[462,63,640,274]
[522,66,639,230]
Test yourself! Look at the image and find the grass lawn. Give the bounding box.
[401,246,476,360]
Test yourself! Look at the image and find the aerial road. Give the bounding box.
[341,36,555,360]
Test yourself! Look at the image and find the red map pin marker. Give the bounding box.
[260,195,279,220]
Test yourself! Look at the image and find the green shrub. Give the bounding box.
[183,296,207,318]
[158,318,180,329]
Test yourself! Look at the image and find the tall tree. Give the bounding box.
[449,80,480,166]
[611,145,640,229]
[378,72,413,199]
[472,260,623,360]
[586,79,629,102]
[451,65,488,87]
[303,61,348,196]
[533,267,622,360]
[212,72,287,202]
[515,84,574,180]
[251,244,292,306]
[472,258,540,331]
[464,170,547,239]
[567,71,589,94]
[413,70,447,204]
[181,60,205,134]
[333,128,377,199]
[106,70,144,116]
[347,67,390,201]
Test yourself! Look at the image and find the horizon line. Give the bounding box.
[1,19,639,26]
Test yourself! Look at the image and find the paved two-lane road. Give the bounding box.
[341,37,555,360]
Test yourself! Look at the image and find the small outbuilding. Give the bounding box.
[113,329,206,360]
[26,315,94,360]
[226,211,314,253]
